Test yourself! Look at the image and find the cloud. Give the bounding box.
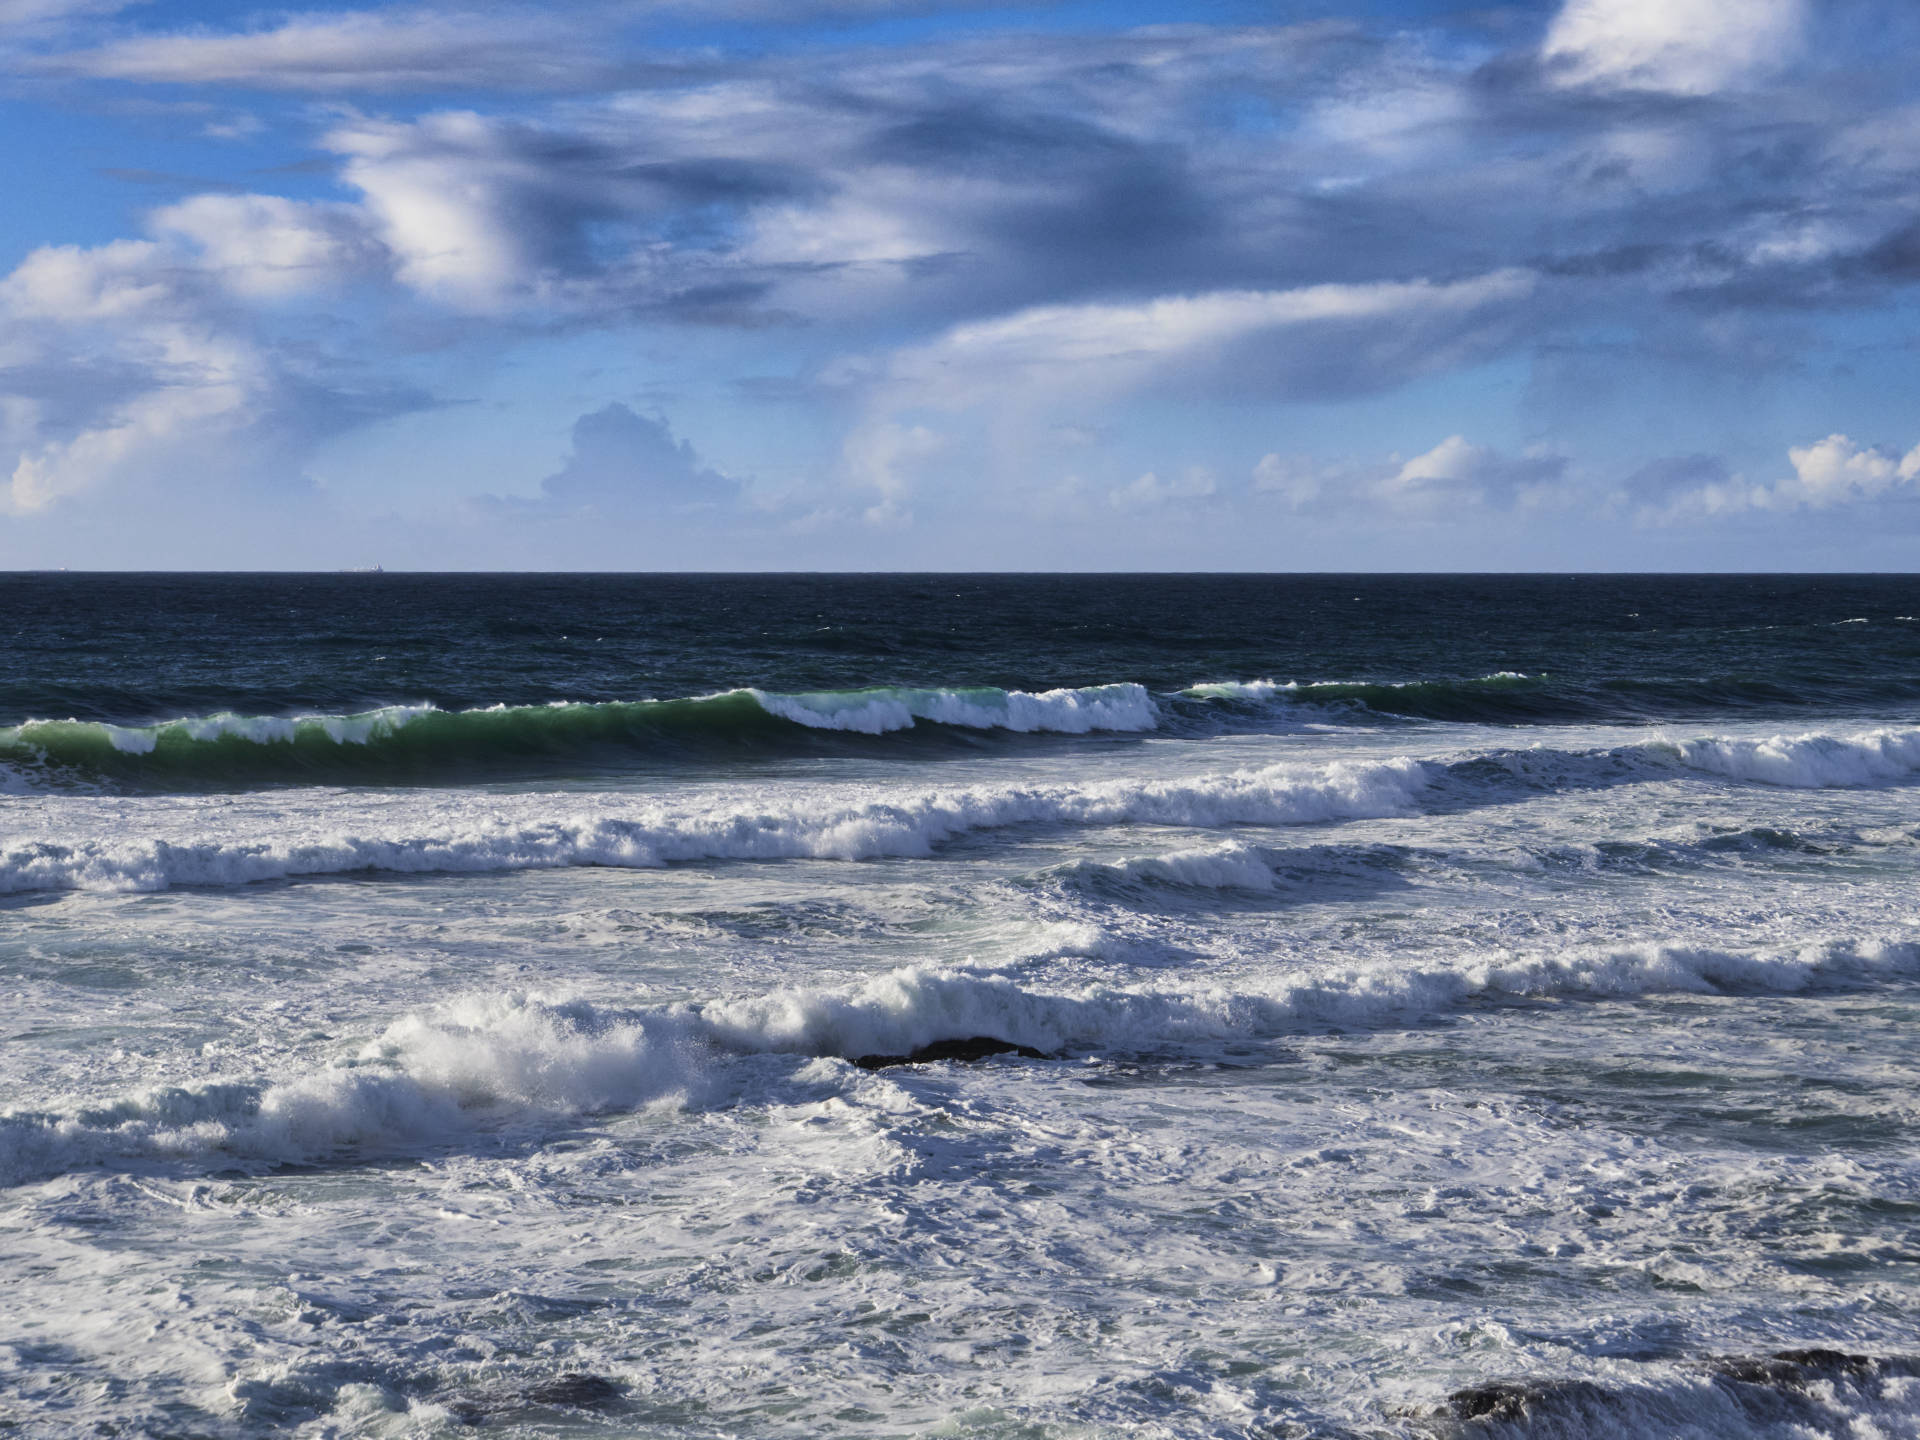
[148,194,377,297]
[512,404,740,517]
[843,420,943,527]
[1541,0,1806,96]
[874,271,1539,410]
[1253,436,1568,518]
[38,9,614,92]
[1639,434,1920,522]
[322,110,812,312]
[0,0,140,30]
[8,0,1920,566]
[1108,466,1216,512]
[1380,435,1568,513]
[0,238,171,321]
[5,326,261,512]
[0,225,429,516]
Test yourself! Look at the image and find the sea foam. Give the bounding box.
[6,936,1914,1187]
[0,756,1432,894]
[1664,726,1920,788]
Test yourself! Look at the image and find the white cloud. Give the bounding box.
[0,239,170,321]
[325,113,559,308]
[1644,434,1920,522]
[0,224,422,517]
[1381,435,1566,513]
[148,194,375,297]
[878,271,1537,410]
[1108,466,1216,512]
[40,9,598,91]
[844,420,944,527]
[1542,0,1805,96]
[1251,452,1323,507]
[5,324,265,512]
[1784,433,1920,504]
[1253,436,1567,518]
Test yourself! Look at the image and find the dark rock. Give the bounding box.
[1445,1379,1614,1423]
[1715,1349,1887,1388]
[524,1373,627,1410]
[853,1036,1048,1070]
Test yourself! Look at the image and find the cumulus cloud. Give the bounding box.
[1380,435,1568,513]
[1541,0,1806,96]
[507,404,740,518]
[0,214,427,516]
[1785,433,1920,504]
[148,194,377,297]
[1640,434,1920,522]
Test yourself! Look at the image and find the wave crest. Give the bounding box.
[7,936,1914,1187]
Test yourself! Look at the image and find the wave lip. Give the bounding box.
[1182,671,1549,725]
[1664,726,1920,788]
[749,682,1157,735]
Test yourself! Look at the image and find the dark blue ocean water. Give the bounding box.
[5,573,1919,790]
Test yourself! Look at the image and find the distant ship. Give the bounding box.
[340,565,385,573]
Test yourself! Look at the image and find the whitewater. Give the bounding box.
[4,573,1920,1439]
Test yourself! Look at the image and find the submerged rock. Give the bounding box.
[852,1036,1048,1070]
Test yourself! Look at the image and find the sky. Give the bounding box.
[2,0,1918,570]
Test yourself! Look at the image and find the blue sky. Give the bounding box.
[2,0,1918,569]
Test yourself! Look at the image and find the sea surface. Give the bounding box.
[3,573,1919,1439]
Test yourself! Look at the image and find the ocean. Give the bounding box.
[3,572,1918,1438]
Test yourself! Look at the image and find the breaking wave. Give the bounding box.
[6,936,1915,1187]
[0,683,1158,791]
[8,723,1920,894]
[11,665,1918,794]
[1660,727,1920,788]
[0,756,1434,894]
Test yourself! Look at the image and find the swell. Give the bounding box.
[5,936,1915,1187]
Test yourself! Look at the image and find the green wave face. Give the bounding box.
[0,684,1162,791]
[0,668,1830,794]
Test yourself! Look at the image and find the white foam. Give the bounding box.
[1184,672,1528,700]
[0,755,1432,893]
[1054,840,1279,891]
[9,704,439,756]
[0,994,699,1187]
[1186,679,1287,701]
[750,683,1159,734]
[1666,726,1920,788]
[11,935,1913,1186]
[697,937,1920,1063]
